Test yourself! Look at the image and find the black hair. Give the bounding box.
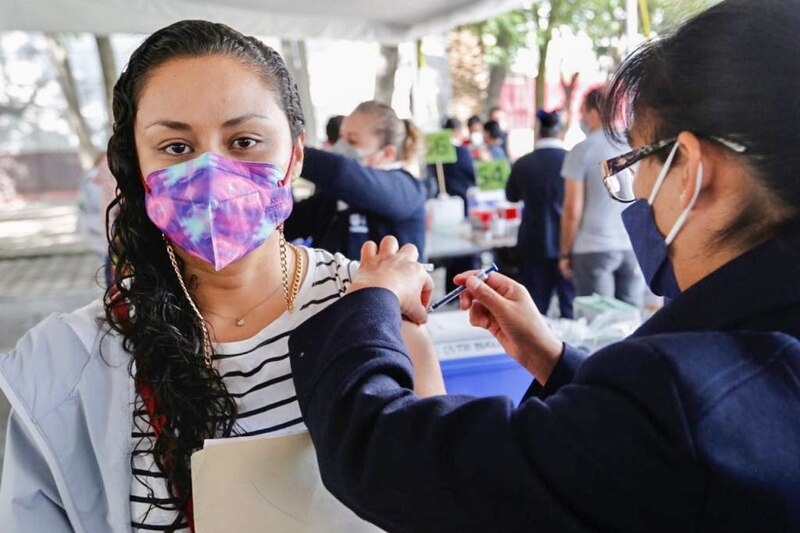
[104,19,304,529]
[536,109,562,138]
[583,87,603,113]
[603,0,800,248]
[467,115,482,128]
[325,114,345,144]
[443,117,462,130]
[484,120,503,141]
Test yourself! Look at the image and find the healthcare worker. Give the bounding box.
[289,2,800,531]
[284,101,427,260]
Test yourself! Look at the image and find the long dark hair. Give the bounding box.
[602,0,800,247]
[104,19,304,528]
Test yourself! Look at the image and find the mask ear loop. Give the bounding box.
[278,143,297,187]
[647,142,680,206]
[665,161,703,245]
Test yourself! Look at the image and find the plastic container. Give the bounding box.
[440,355,532,405]
[428,309,532,405]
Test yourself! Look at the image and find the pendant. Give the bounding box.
[236,318,246,327]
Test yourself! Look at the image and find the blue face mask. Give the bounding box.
[621,142,703,299]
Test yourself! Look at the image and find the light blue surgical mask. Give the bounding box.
[621,142,703,298]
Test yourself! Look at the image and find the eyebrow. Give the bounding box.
[146,119,191,131]
[222,113,270,128]
[145,114,270,131]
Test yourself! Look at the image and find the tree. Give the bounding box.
[281,39,318,147]
[446,28,485,119]
[45,33,99,170]
[374,44,399,105]
[95,35,117,135]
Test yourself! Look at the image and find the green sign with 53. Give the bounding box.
[425,130,458,165]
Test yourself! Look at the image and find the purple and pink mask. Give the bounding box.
[144,151,294,271]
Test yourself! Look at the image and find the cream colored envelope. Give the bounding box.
[191,431,384,533]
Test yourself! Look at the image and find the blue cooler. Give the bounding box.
[427,310,532,405]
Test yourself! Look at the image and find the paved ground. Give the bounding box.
[0,201,104,478]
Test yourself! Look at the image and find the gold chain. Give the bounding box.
[164,230,304,369]
[164,237,213,369]
[279,226,304,312]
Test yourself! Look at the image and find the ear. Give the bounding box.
[288,132,305,183]
[676,131,704,210]
[382,144,398,162]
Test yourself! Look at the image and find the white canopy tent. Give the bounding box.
[1,0,531,43]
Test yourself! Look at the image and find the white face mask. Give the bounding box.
[332,138,371,161]
[470,132,484,146]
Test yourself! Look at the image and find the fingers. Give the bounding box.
[480,272,523,300]
[360,240,378,262]
[403,301,429,325]
[398,243,420,262]
[465,274,507,316]
[378,235,399,255]
[453,269,482,286]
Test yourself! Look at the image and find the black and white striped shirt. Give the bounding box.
[130,248,356,531]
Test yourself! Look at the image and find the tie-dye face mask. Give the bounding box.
[144,151,294,271]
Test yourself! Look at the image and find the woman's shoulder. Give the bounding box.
[300,247,358,304]
[0,298,125,421]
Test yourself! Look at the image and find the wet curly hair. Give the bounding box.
[103,19,304,529]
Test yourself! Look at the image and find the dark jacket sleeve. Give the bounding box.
[301,148,425,220]
[289,290,702,533]
[505,160,522,202]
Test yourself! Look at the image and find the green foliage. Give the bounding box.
[464,10,532,68]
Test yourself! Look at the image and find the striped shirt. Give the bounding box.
[130,248,356,531]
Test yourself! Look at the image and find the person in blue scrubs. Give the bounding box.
[289,1,800,531]
[284,101,427,260]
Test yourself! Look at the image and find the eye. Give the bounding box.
[233,137,258,149]
[163,143,192,156]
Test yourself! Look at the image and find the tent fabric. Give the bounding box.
[0,0,528,42]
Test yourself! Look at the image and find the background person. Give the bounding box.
[560,87,643,305]
[288,1,800,530]
[479,120,507,161]
[506,109,574,318]
[321,114,345,150]
[0,21,443,532]
[284,101,427,260]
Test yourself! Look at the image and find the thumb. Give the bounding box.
[465,275,508,316]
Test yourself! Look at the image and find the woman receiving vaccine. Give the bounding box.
[0,20,443,532]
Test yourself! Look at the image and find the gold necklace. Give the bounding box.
[164,227,304,369]
[280,226,304,313]
[201,284,283,327]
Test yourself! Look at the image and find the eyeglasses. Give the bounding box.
[600,136,747,203]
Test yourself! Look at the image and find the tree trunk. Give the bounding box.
[95,35,117,135]
[447,29,486,119]
[45,33,98,170]
[483,64,508,117]
[374,44,399,105]
[281,39,318,148]
[535,0,559,112]
[560,71,579,125]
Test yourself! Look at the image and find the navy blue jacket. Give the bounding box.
[290,223,800,532]
[285,148,427,260]
[427,145,475,215]
[506,144,567,261]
